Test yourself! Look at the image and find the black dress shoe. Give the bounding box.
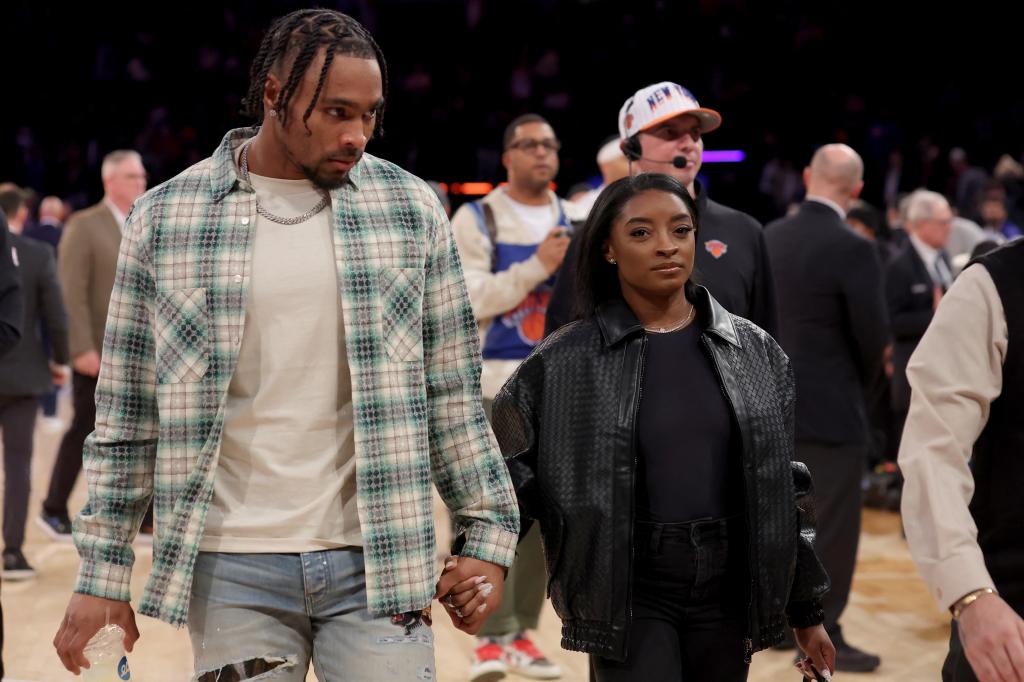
[834,640,881,673]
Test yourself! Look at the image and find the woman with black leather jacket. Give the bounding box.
[477,173,834,681]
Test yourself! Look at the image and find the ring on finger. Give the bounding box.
[455,608,463,618]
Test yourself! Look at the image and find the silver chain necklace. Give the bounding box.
[644,303,696,334]
[239,140,329,225]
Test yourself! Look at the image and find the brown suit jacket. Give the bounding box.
[58,201,122,358]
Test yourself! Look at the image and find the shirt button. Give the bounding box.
[234,274,242,283]
[241,217,250,226]
[233,337,240,345]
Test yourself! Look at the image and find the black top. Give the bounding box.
[636,321,739,522]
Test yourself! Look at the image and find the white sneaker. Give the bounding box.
[40,416,66,433]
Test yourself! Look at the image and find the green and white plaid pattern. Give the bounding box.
[73,127,520,627]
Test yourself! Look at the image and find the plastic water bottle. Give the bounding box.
[82,624,132,681]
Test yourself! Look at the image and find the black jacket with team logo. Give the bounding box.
[545,180,778,337]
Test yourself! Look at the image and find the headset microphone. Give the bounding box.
[636,154,689,169]
[622,136,688,170]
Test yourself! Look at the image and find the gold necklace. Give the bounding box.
[644,304,695,334]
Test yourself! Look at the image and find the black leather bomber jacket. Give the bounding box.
[491,287,829,663]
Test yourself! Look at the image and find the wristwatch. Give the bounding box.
[951,587,997,620]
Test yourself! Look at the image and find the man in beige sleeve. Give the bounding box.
[899,239,1024,682]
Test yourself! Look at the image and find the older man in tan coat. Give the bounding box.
[37,150,146,540]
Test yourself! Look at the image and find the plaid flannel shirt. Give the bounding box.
[72,127,520,626]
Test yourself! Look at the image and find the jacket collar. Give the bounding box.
[595,285,741,348]
[799,198,846,222]
[694,179,709,214]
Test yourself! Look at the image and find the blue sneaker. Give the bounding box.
[36,511,74,542]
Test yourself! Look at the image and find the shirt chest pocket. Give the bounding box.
[154,287,211,383]
[379,268,424,362]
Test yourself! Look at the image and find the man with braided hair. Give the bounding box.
[53,9,519,681]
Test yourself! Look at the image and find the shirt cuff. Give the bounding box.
[454,521,519,570]
[74,558,134,603]
[786,598,825,629]
[929,550,996,611]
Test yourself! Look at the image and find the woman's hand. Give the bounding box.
[794,624,835,680]
[434,556,505,635]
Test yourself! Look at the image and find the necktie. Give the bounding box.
[934,251,953,292]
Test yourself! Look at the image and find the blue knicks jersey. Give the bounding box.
[469,200,571,361]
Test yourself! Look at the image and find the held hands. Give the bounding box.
[434,555,505,635]
[794,624,836,680]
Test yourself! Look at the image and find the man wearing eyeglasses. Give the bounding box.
[451,113,583,681]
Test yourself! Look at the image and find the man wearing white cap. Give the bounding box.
[546,82,777,338]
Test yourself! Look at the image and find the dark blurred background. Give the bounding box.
[3,0,1021,222]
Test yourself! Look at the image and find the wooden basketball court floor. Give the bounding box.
[1,397,950,681]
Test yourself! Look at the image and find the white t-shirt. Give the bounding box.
[506,198,559,241]
[201,167,361,552]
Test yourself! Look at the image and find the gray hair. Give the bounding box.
[101,150,143,180]
[905,189,950,225]
[39,196,64,219]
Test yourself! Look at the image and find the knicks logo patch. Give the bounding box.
[705,239,728,259]
[500,291,550,346]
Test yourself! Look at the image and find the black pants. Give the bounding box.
[796,440,864,639]
[43,372,96,518]
[943,621,979,681]
[591,517,750,682]
[943,592,1024,681]
[0,395,37,551]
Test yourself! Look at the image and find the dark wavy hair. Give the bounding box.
[241,9,388,137]
[574,173,700,319]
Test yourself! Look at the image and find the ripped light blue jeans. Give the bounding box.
[188,548,436,681]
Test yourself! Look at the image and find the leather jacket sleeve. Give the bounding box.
[770,336,830,627]
[492,354,544,541]
[787,461,829,627]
